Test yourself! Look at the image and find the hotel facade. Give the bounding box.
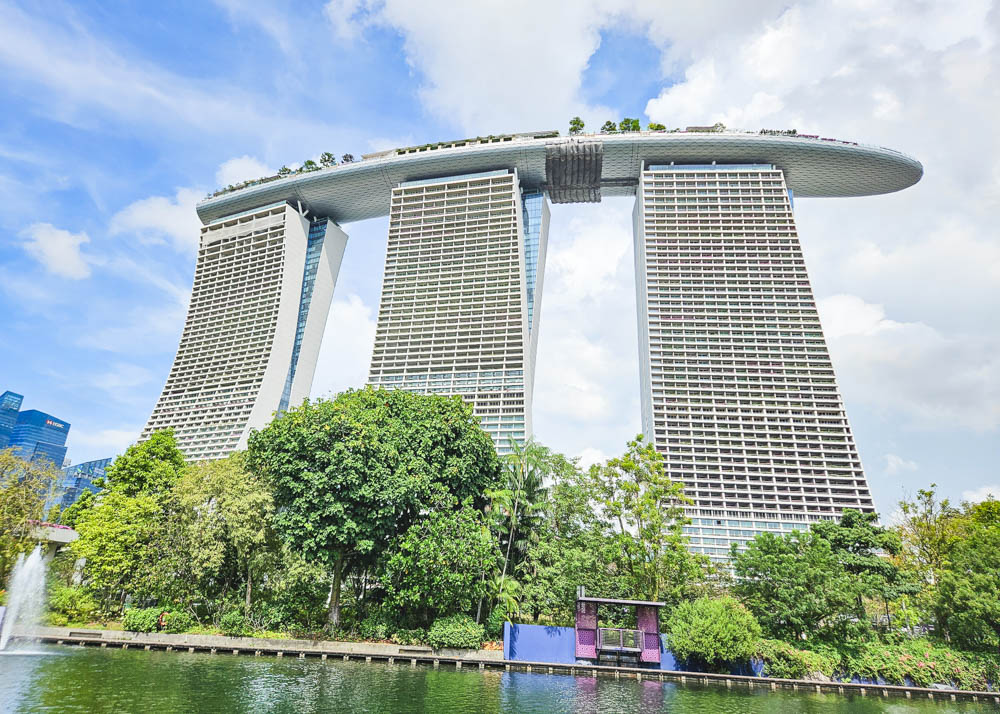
[144,129,922,557]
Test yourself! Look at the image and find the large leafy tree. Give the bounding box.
[732,529,856,640]
[0,449,60,580]
[896,485,964,586]
[245,387,501,629]
[72,491,162,610]
[155,454,276,615]
[518,454,624,624]
[812,509,915,628]
[104,429,185,497]
[384,500,499,624]
[936,518,1000,653]
[588,435,706,606]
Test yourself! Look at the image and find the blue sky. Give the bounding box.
[1,0,998,516]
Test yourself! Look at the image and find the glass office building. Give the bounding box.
[0,390,23,449]
[9,409,70,466]
[58,457,112,509]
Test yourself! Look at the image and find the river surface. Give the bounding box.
[0,645,993,713]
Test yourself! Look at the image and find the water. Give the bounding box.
[0,547,47,651]
[0,645,993,713]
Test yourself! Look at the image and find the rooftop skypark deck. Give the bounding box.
[196,129,923,225]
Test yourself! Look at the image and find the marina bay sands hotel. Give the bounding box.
[141,129,922,561]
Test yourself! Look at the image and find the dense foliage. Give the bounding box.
[12,389,996,690]
[666,597,761,671]
[245,388,501,628]
[0,449,60,581]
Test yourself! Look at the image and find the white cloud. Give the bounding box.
[67,427,139,463]
[576,447,606,471]
[819,295,1000,431]
[311,294,378,399]
[21,223,92,279]
[327,0,617,133]
[884,453,918,476]
[109,188,202,253]
[962,484,1000,503]
[91,363,154,406]
[215,155,274,187]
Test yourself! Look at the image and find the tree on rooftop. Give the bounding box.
[568,117,584,135]
[277,166,291,176]
[601,120,617,133]
[341,153,355,163]
[320,152,336,167]
[648,122,666,131]
[244,387,501,630]
[619,118,641,132]
[302,159,318,171]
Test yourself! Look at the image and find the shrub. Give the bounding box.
[756,639,839,679]
[163,610,195,634]
[220,610,248,637]
[391,628,427,646]
[359,607,393,641]
[48,586,98,624]
[485,605,506,641]
[834,639,999,690]
[666,597,761,671]
[427,614,485,650]
[122,607,160,633]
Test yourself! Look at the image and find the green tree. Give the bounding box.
[618,117,640,132]
[600,120,617,133]
[0,449,59,581]
[568,116,584,135]
[588,435,705,605]
[320,152,336,167]
[167,454,276,612]
[384,500,499,624]
[60,489,95,528]
[647,122,666,131]
[245,387,501,629]
[72,491,161,611]
[666,596,761,671]
[936,520,1000,653]
[104,430,185,497]
[812,509,913,629]
[341,153,355,163]
[277,165,291,176]
[492,439,550,602]
[732,529,855,640]
[519,454,623,623]
[302,159,318,171]
[897,485,963,586]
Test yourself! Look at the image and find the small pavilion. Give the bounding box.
[574,587,666,666]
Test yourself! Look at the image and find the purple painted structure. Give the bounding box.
[573,589,666,665]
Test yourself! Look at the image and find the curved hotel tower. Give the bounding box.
[143,129,922,560]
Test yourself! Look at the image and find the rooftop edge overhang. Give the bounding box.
[196,132,923,225]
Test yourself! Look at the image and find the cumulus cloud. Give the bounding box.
[819,295,1000,431]
[21,223,92,279]
[962,484,1000,503]
[216,155,274,187]
[109,188,203,254]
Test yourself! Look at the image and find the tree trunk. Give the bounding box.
[327,552,344,631]
[245,565,252,611]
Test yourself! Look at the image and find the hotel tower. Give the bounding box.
[144,129,922,558]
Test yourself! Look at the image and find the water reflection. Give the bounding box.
[0,645,991,713]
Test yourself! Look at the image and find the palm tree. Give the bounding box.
[495,439,550,600]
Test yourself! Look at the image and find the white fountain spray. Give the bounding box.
[0,546,47,651]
